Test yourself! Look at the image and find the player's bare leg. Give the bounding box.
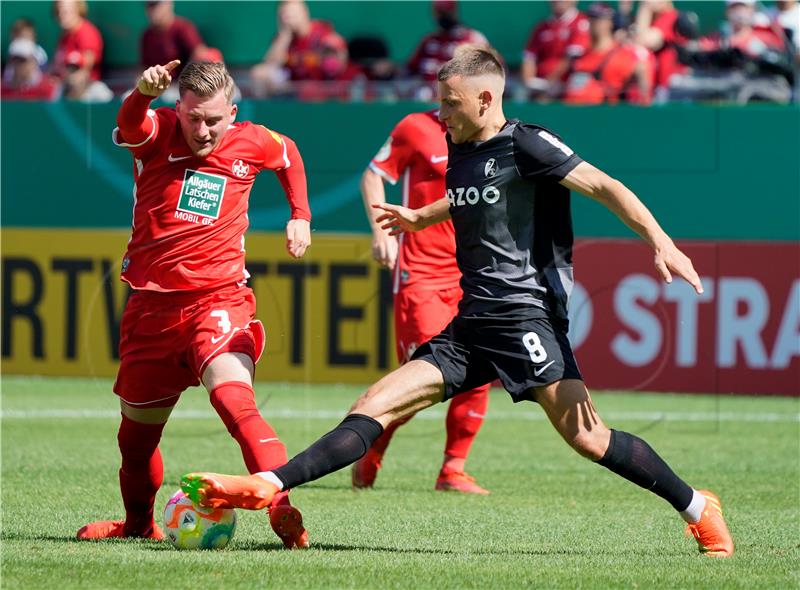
[202,352,308,548]
[183,360,446,509]
[533,379,733,557]
[77,402,174,541]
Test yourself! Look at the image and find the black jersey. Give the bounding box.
[445,119,583,320]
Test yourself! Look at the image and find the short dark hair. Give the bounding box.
[438,46,505,82]
[178,61,235,103]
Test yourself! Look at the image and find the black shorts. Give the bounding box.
[411,305,582,403]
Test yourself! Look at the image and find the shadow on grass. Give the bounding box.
[2,531,81,543]
[1,530,689,558]
[215,541,686,557]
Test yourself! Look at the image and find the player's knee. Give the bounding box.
[350,384,395,425]
[568,428,610,461]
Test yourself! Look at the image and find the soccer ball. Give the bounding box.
[163,489,236,550]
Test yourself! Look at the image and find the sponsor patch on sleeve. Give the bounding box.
[538,130,574,156]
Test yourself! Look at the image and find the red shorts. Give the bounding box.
[394,286,462,363]
[113,284,265,408]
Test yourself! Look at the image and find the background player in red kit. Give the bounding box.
[357,109,491,494]
[76,60,312,548]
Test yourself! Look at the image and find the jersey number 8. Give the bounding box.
[522,331,548,363]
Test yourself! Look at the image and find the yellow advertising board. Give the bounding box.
[1,229,397,383]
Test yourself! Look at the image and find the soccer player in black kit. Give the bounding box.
[183,47,733,557]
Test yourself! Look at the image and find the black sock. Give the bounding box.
[273,414,384,490]
[596,429,693,512]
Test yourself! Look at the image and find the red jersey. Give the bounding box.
[284,20,344,80]
[54,19,103,81]
[140,17,204,76]
[407,27,489,81]
[369,111,460,293]
[1,75,59,101]
[564,43,652,104]
[113,91,310,293]
[524,8,590,80]
[651,8,688,89]
[699,26,786,57]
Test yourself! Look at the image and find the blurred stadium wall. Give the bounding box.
[2,102,798,395]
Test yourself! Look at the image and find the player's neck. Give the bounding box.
[470,113,507,143]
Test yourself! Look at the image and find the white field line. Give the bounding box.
[1,408,798,423]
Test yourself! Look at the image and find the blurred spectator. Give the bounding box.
[52,0,103,84]
[10,18,37,42]
[348,36,396,82]
[563,3,653,105]
[62,49,112,102]
[250,0,353,98]
[4,18,45,84]
[1,38,59,101]
[703,0,786,57]
[768,0,800,47]
[634,0,691,101]
[295,31,363,101]
[767,0,800,98]
[521,1,590,97]
[670,0,792,103]
[141,1,222,76]
[406,0,489,98]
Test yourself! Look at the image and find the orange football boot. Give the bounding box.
[352,450,383,489]
[76,520,164,540]
[269,502,309,549]
[685,490,734,557]
[435,470,490,495]
[181,472,278,510]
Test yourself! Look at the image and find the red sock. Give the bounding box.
[443,386,489,468]
[209,381,288,474]
[118,415,165,536]
[368,414,412,458]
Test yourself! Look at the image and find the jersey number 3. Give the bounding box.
[522,331,548,363]
[210,310,232,339]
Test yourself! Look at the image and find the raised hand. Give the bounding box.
[137,60,181,97]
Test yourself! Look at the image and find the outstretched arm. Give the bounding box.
[560,161,703,294]
[373,197,451,236]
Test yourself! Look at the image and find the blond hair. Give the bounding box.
[438,46,505,81]
[178,61,235,103]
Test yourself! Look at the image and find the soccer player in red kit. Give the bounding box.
[76,60,312,548]
[356,110,491,494]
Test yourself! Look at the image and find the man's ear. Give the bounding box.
[175,99,181,114]
[230,103,238,123]
[478,89,493,115]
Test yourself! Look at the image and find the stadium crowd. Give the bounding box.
[2,0,799,104]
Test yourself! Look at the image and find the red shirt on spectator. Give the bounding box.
[651,8,688,90]
[283,20,343,80]
[699,25,786,57]
[564,42,652,104]
[524,8,590,80]
[407,26,489,81]
[1,75,60,101]
[141,17,203,75]
[54,18,103,80]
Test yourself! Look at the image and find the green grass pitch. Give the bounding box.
[2,376,799,589]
